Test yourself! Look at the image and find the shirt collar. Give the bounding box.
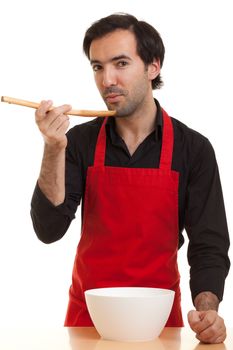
[106,98,163,144]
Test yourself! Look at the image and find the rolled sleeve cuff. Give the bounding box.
[31,182,75,219]
[190,267,226,304]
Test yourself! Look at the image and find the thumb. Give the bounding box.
[187,310,202,327]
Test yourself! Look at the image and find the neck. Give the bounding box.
[115,97,157,156]
[115,97,157,138]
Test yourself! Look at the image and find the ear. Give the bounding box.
[147,59,161,80]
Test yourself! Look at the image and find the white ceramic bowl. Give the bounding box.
[84,287,175,342]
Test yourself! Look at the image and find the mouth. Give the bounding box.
[105,94,123,104]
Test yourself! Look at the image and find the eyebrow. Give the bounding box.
[90,54,132,65]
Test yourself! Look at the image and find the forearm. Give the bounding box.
[38,144,66,206]
[194,291,219,311]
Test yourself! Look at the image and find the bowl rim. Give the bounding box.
[84,286,175,298]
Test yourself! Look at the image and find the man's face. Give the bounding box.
[89,29,159,117]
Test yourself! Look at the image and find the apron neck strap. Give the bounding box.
[93,110,174,170]
[93,118,108,167]
[159,109,174,170]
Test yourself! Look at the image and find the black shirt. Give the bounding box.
[30,99,230,303]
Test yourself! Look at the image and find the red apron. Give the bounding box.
[65,109,183,327]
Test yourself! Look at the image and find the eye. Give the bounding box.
[92,64,102,72]
[117,61,129,68]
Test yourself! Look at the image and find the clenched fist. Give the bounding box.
[188,309,226,344]
[35,100,72,149]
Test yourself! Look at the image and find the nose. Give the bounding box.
[102,67,117,87]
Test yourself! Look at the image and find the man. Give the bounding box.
[31,13,230,344]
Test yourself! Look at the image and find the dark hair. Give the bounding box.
[83,13,165,90]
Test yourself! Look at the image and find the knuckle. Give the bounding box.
[59,104,71,114]
[205,314,212,326]
[59,114,68,122]
[63,104,72,111]
[35,112,43,123]
[38,124,47,134]
[56,114,64,124]
[47,108,56,118]
[48,104,70,117]
[207,327,216,338]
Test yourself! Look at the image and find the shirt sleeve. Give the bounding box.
[185,137,230,303]
[30,129,83,244]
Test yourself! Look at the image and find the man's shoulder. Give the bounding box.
[171,116,216,162]
[171,116,211,146]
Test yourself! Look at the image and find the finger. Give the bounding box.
[42,117,69,147]
[197,328,226,344]
[187,310,202,332]
[196,316,226,344]
[213,332,227,344]
[48,114,70,132]
[56,118,70,136]
[188,310,201,324]
[47,104,72,119]
[35,100,53,121]
[197,311,217,331]
[42,104,71,129]
[191,310,218,335]
[197,324,224,341]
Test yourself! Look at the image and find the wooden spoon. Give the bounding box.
[1,96,116,117]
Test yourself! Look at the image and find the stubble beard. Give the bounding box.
[103,78,150,118]
[106,98,139,118]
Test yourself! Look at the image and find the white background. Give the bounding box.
[0,0,232,328]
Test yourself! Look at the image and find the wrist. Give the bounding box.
[44,141,67,153]
[194,291,219,311]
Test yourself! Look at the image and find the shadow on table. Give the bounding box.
[68,327,99,350]
[192,342,226,350]
[68,327,182,350]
